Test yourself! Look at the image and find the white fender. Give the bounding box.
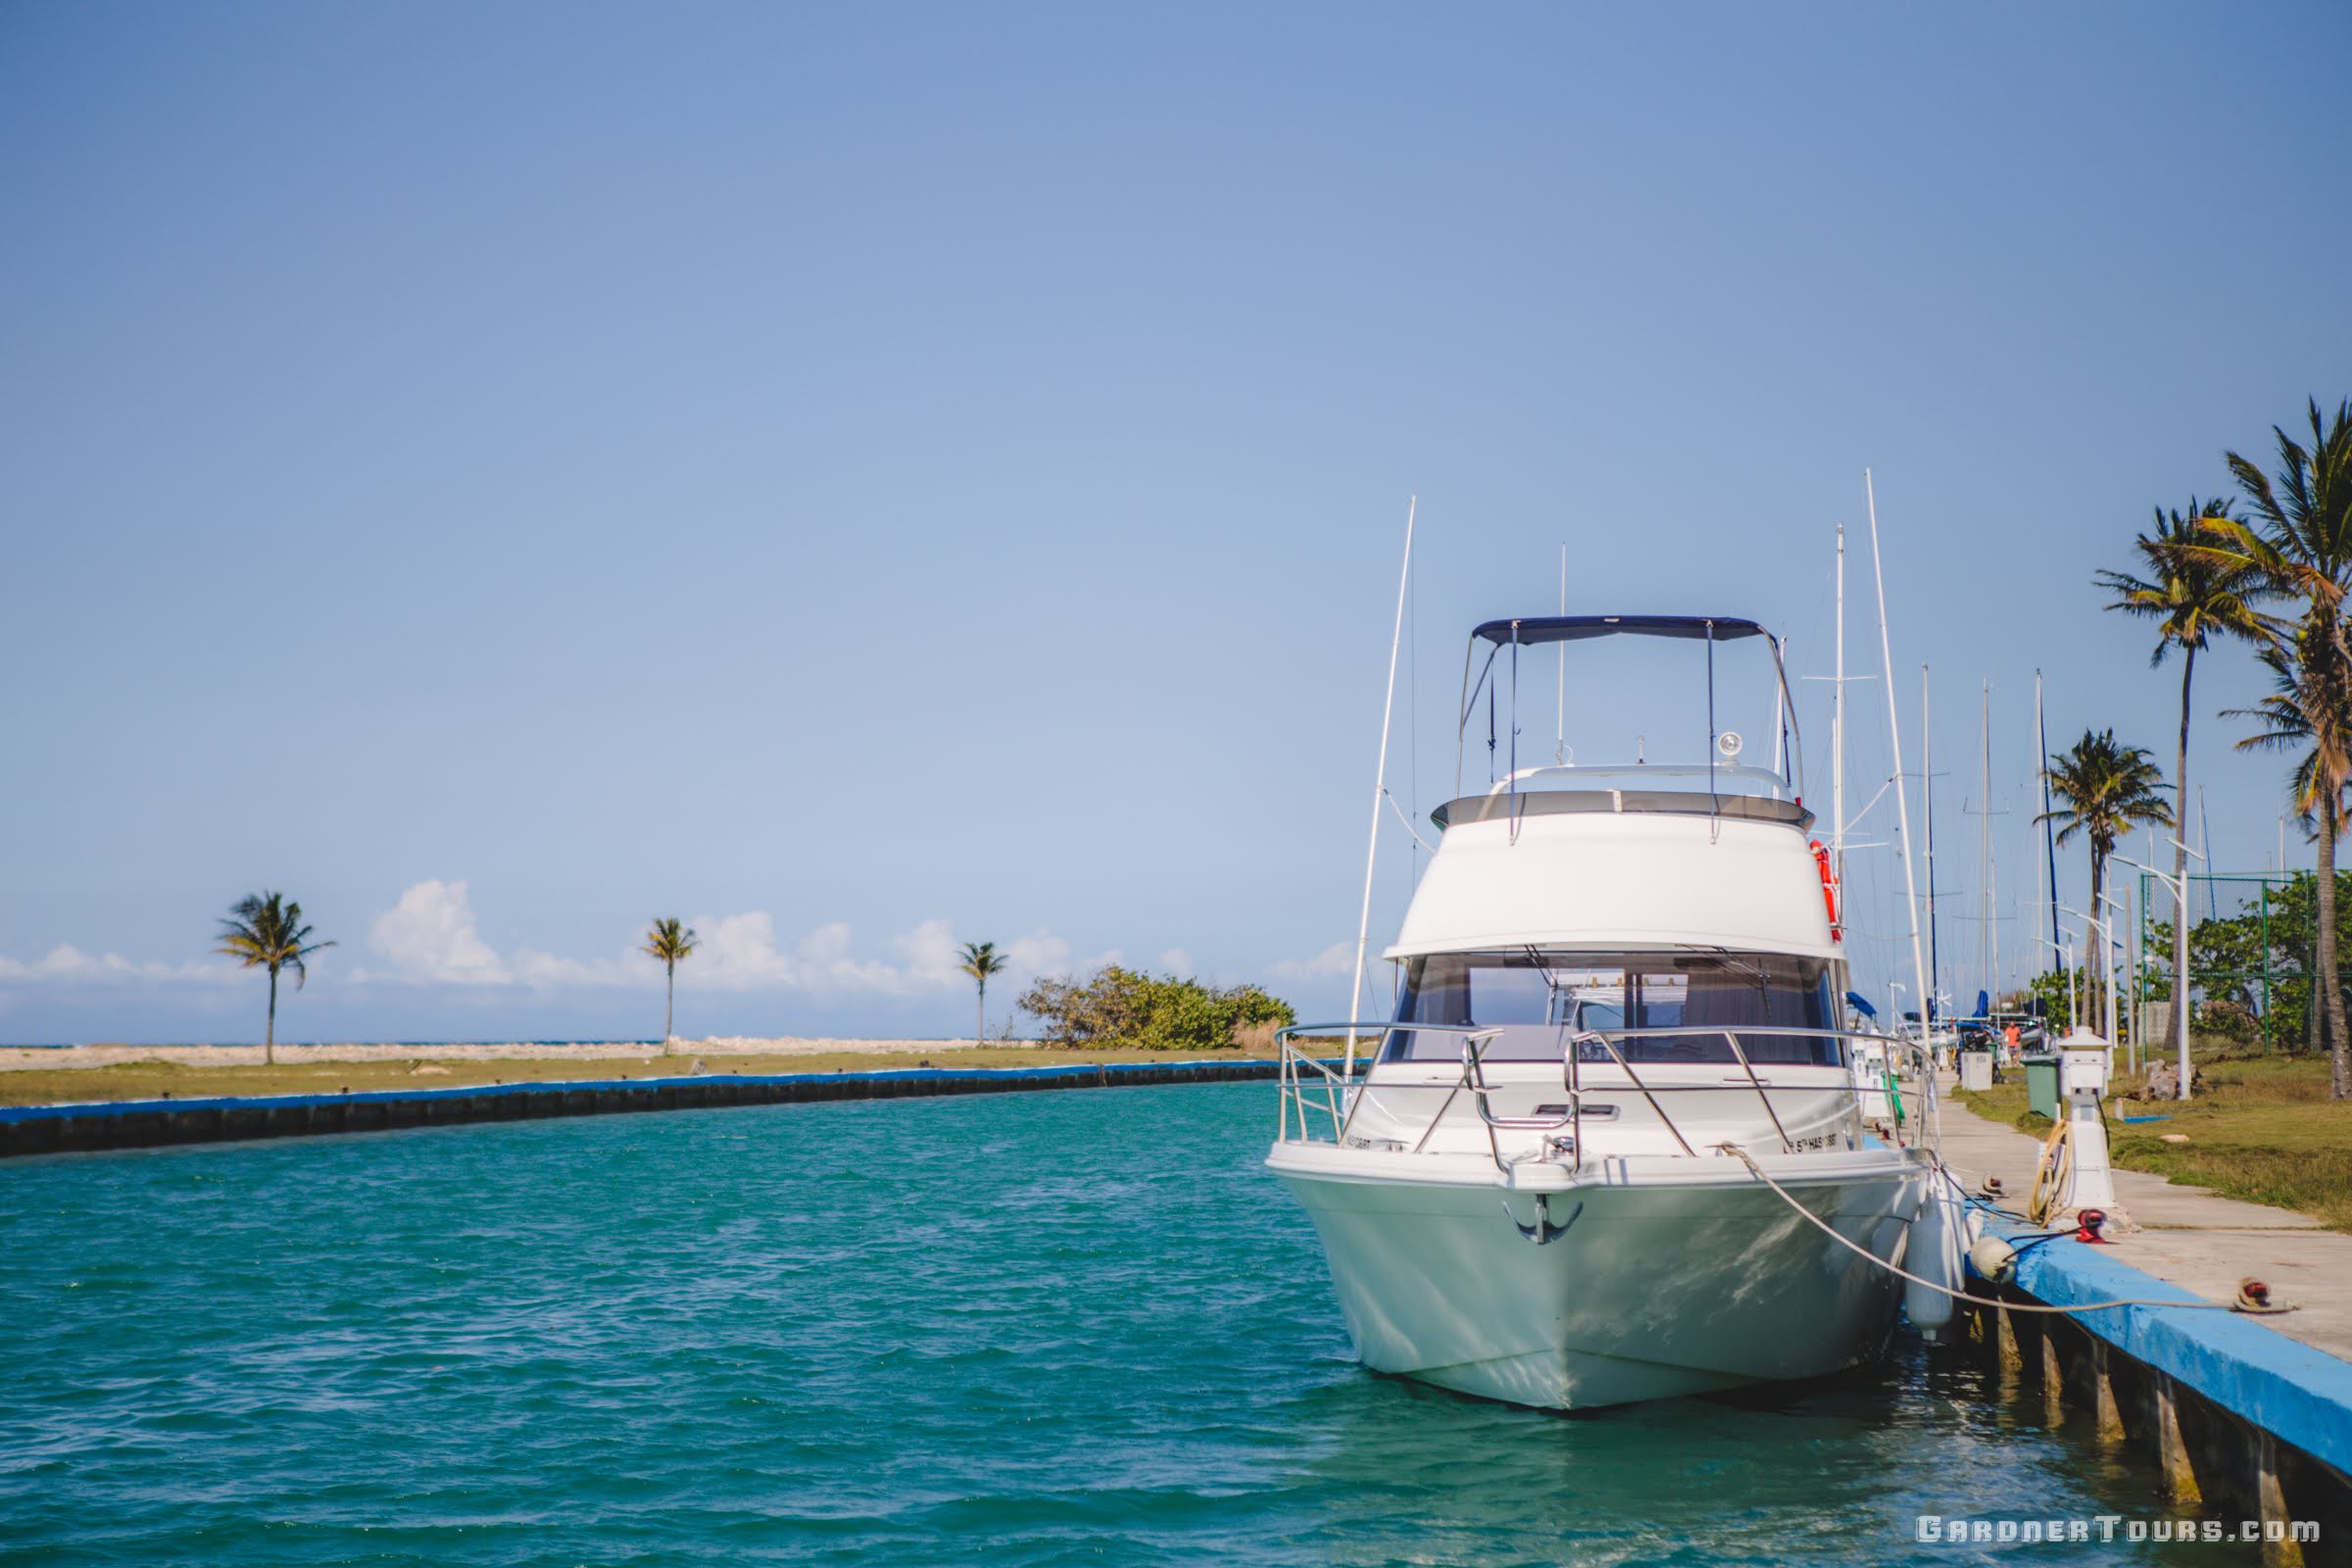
[1903,1180,1966,1337]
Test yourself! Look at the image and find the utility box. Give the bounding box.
[2061,1047,2110,1096]
[1958,1050,1994,1092]
[2057,1025,2113,1096]
[2023,1054,2063,1120]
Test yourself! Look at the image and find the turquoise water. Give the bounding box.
[1,1083,2237,1565]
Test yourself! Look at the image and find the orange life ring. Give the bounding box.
[1810,840,1841,939]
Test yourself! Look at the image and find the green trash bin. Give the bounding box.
[2023,1053,2063,1121]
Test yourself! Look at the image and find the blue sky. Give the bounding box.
[3,3,2347,1043]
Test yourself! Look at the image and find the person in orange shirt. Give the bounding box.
[2002,1021,2022,1066]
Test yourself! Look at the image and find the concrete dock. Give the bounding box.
[1941,1089,2352,1555]
[1939,1093,2352,1363]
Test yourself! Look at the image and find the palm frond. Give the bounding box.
[642,917,698,963]
[959,939,1010,981]
[215,890,336,971]
[2097,497,2276,665]
[2040,727,2173,864]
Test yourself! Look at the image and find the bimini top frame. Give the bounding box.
[1470,614,1773,646]
[1455,613,1805,809]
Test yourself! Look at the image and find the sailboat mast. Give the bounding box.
[1865,471,1933,1061]
[1346,498,1415,1080]
[1924,663,1938,1022]
[2199,783,2216,923]
[1833,525,1845,892]
[1982,680,1998,1009]
[2037,669,2061,985]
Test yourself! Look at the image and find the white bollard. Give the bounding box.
[2059,1026,2119,1214]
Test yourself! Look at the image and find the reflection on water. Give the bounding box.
[0,1083,2245,1565]
[1286,1338,2236,1566]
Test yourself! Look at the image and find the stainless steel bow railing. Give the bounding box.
[1535,1025,1938,1171]
[1276,1021,1936,1176]
[1273,1022,1499,1146]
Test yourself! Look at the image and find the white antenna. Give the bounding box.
[1805,524,1872,889]
[1770,637,1786,777]
[1866,470,1935,1080]
[1555,542,1567,763]
[1347,497,1415,1082]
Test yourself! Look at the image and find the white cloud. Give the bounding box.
[1156,948,1197,975]
[688,912,903,993]
[368,880,511,984]
[508,948,639,988]
[1270,940,1358,983]
[681,915,1076,997]
[0,944,226,985]
[1007,931,1072,973]
[890,918,966,988]
[359,885,1084,1000]
[2,885,1088,1004]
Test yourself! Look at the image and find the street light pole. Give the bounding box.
[2061,904,2120,1063]
[2098,889,2131,1063]
[2119,849,2198,1101]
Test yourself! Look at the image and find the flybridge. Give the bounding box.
[1455,612,1804,808]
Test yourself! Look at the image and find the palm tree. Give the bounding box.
[2097,497,2275,1091]
[214,892,336,1065]
[2038,730,2173,1030]
[2212,400,2352,1097]
[641,918,698,1049]
[959,940,1009,1043]
[2226,622,2352,1094]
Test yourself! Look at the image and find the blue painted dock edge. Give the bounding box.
[1980,1214,2352,1480]
[0,1057,1304,1158]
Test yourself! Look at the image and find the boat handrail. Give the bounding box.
[1272,1022,1496,1145]
[1283,1023,1936,1175]
[1576,1024,1936,1159]
[1555,1025,1931,1171]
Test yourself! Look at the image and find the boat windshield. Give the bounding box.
[1380,950,1842,1066]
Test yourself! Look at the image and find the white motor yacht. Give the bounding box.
[1268,614,1939,1410]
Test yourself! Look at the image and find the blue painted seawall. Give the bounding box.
[0,1057,1296,1158]
[1976,1212,2352,1542]
[1979,1214,2352,1507]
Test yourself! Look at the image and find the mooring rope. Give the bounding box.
[1713,1143,2241,1317]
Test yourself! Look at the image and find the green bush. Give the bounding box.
[1016,964,1297,1050]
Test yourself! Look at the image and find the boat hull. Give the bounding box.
[1270,1152,1926,1410]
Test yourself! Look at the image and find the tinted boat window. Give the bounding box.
[1381,952,1841,1066]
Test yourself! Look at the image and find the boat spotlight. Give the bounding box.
[1717,730,1743,760]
